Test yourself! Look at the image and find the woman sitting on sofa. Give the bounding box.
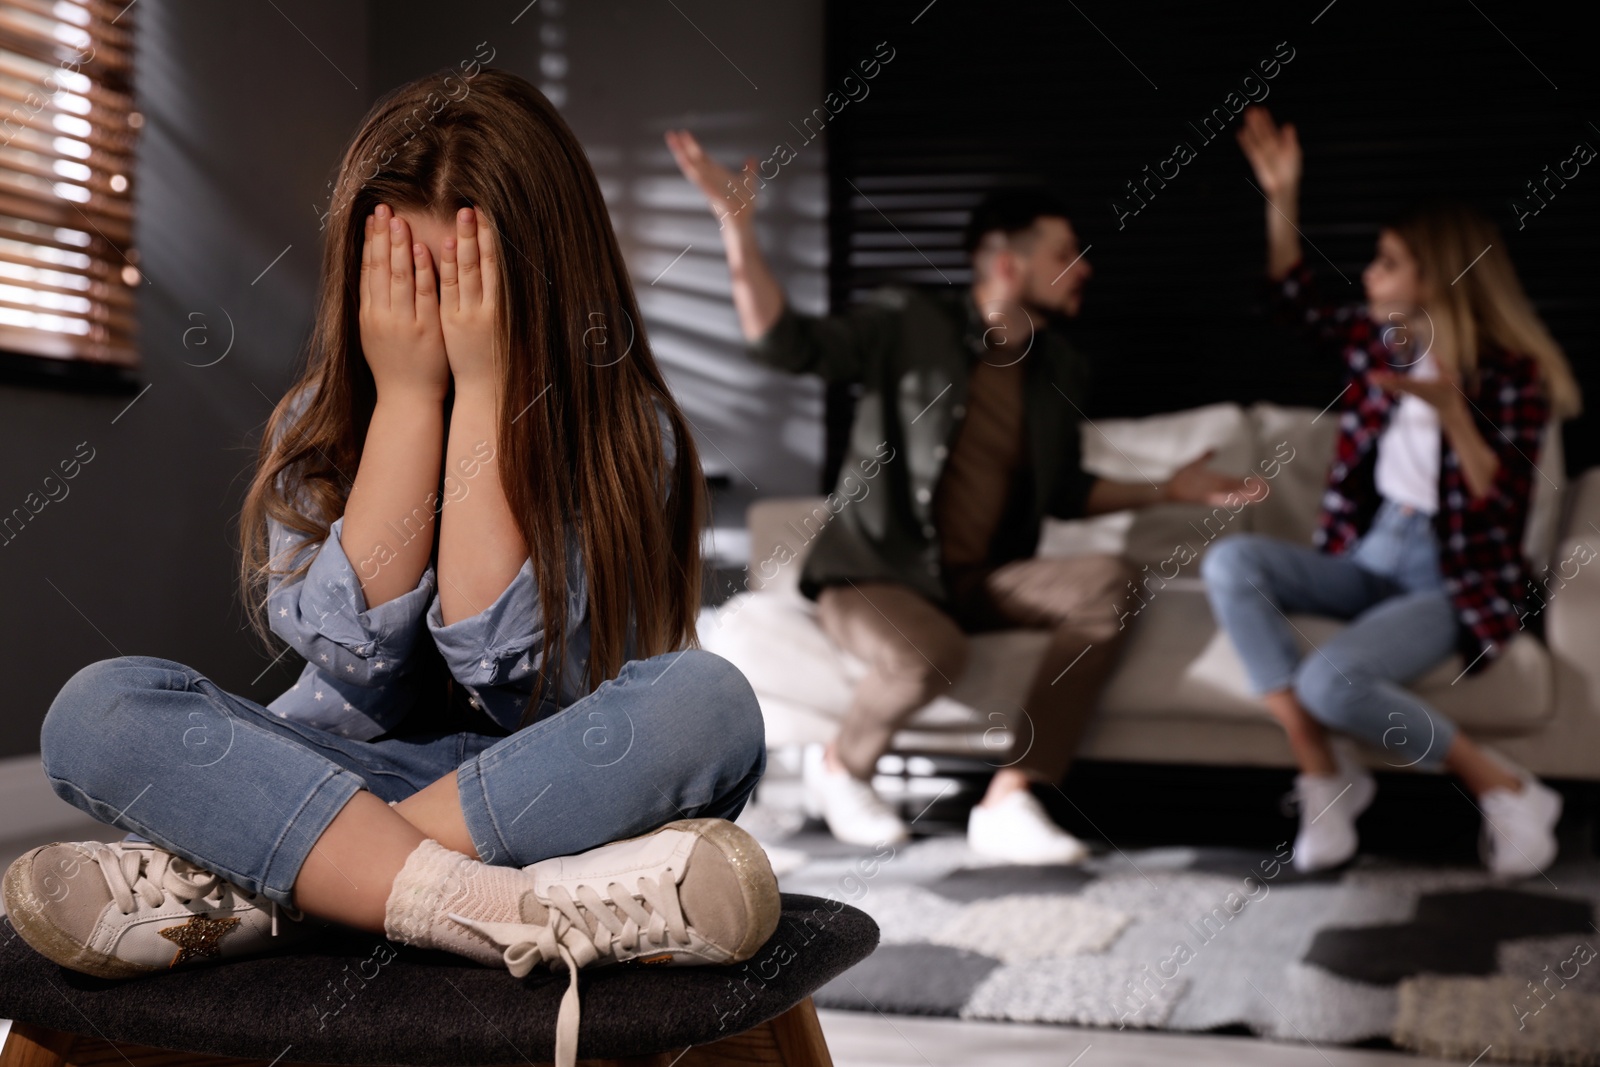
[1202,106,1583,876]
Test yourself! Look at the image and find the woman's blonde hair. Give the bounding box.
[238,68,709,725]
[1390,201,1581,418]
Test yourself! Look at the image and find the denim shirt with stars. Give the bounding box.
[262,391,677,741]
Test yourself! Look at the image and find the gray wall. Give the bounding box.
[0,0,826,758]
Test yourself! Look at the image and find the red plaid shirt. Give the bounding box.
[1274,260,1550,675]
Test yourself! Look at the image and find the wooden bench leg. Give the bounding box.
[666,996,833,1067]
[766,997,832,1067]
[0,1023,74,1067]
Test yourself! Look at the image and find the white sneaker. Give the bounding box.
[456,818,781,1067]
[1479,765,1562,879]
[966,788,1089,865]
[801,742,909,846]
[1287,747,1376,873]
[3,839,311,979]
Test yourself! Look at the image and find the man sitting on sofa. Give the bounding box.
[668,130,1245,863]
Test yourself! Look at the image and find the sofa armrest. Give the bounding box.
[746,497,832,593]
[1545,466,1600,735]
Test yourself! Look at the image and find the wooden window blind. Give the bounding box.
[0,0,138,367]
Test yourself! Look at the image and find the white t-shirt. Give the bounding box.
[1374,352,1442,514]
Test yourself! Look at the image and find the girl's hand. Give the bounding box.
[1236,106,1302,200]
[665,128,760,228]
[438,206,503,394]
[359,204,450,402]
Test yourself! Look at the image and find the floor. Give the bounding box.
[0,759,1476,1066]
[815,1009,1466,1066]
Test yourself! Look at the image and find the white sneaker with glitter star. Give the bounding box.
[3,839,312,979]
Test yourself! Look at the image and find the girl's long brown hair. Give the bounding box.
[239,67,707,726]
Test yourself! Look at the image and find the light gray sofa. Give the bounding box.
[697,402,1600,783]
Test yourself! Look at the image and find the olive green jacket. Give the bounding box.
[746,285,1098,605]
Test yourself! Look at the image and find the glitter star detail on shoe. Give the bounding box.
[157,913,243,966]
[449,818,780,1067]
[3,840,311,979]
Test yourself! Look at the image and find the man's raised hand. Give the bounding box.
[665,129,761,228]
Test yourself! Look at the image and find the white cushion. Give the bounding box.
[1244,403,1340,546]
[697,591,1046,751]
[1038,403,1256,570]
[743,498,841,600]
[697,590,858,730]
[1075,402,1255,482]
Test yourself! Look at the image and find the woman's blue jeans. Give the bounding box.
[1200,500,1461,770]
[38,649,767,908]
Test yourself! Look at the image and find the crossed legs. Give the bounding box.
[39,649,768,933]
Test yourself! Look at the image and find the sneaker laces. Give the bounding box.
[449,869,691,1067]
[92,843,303,936]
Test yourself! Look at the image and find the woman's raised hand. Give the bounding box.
[1239,107,1305,279]
[359,204,450,402]
[665,128,760,227]
[1236,106,1302,200]
[438,206,502,394]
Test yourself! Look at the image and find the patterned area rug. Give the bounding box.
[745,812,1600,1065]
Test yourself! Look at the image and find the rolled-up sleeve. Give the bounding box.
[425,556,541,689]
[266,513,435,686]
[746,296,898,384]
[424,530,601,732]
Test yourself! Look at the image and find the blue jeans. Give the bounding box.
[38,649,767,908]
[1200,500,1460,770]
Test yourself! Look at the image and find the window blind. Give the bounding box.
[0,0,138,366]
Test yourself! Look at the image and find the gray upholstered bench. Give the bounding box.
[0,892,878,1067]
